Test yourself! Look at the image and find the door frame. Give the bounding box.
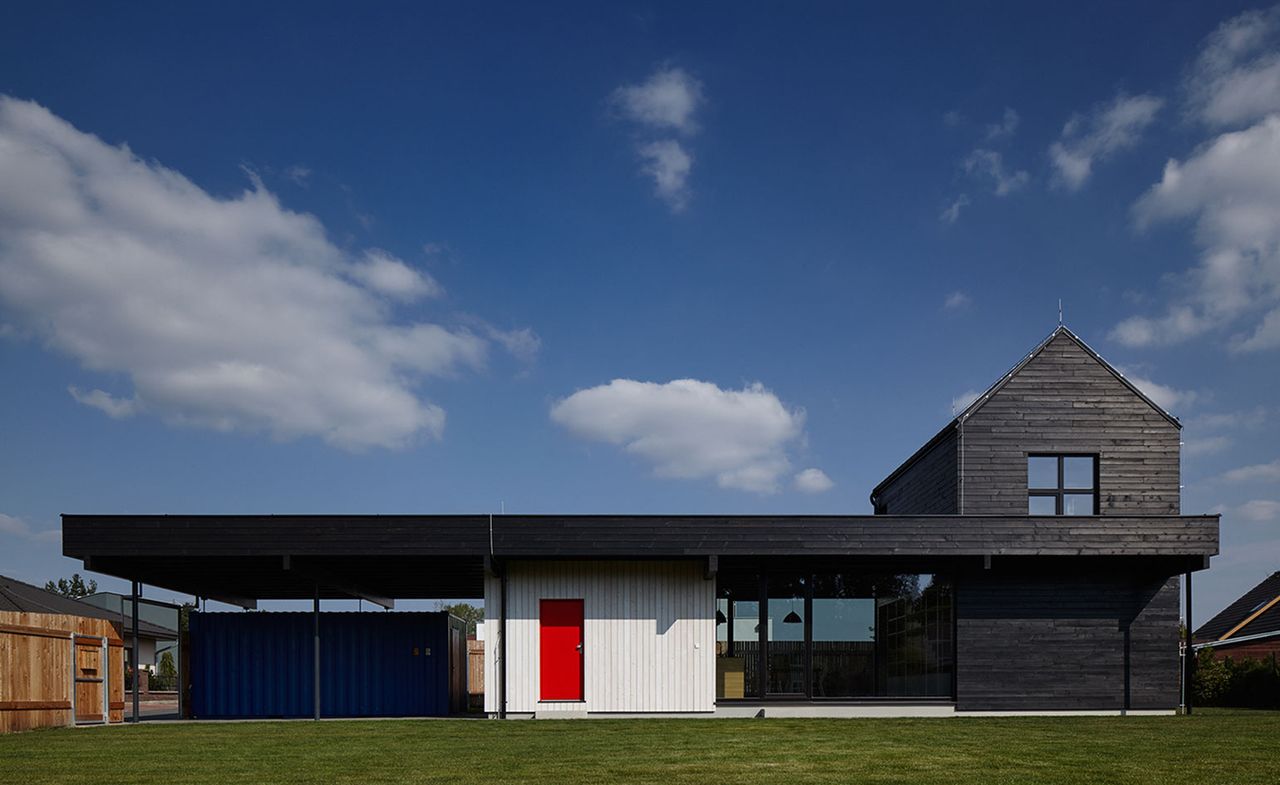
[538,598,584,702]
[71,633,109,725]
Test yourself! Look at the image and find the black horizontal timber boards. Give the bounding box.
[64,513,1219,559]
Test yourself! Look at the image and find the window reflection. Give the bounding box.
[716,570,954,700]
[766,575,806,695]
[811,573,875,697]
[715,575,759,699]
[878,575,953,697]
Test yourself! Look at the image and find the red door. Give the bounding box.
[540,599,584,701]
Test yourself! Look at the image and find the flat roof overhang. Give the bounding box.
[62,514,1219,604]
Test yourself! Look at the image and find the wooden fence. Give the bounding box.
[0,611,125,732]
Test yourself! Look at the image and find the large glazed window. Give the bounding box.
[765,575,807,696]
[715,574,760,699]
[811,573,875,697]
[878,575,954,697]
[1028,454,1098,515]
[716,570,953,701]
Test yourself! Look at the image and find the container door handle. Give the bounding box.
[575,643,583,653]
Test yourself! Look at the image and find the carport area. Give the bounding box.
[62,516,489,721]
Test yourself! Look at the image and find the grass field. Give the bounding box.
[2,710,1277,784]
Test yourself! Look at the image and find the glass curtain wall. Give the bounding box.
[715,574,760,699]
[716,570,953,700]
[766,575,807,696]
[811,573,876,697]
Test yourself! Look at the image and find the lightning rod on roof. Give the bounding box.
[1058,299,1063,326]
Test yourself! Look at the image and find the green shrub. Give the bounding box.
[1193,648,1280,708]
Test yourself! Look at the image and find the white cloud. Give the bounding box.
[68,386,138,419]
[0,96,533,450]
[1233,305,1280,352]
[963,149,1029,196]
[939,194,970,224]
[1187,5,1280,127]
[1049,93,1164,191]
[0,513,27,537]
[612,67,704,211]
[637,139,693,212]
[985,107,1020,140]
[0,513,60,543]
[951,389,981,415]
[284,165,311,186]
[1219,459,1280,484]
[1232,499,1280,522]
[793,468,834,494]
[612,67,703,134]
[1110,306,1212,348]
[1115,115,1280,349]
[1183,434,1232,457]
[1188,406,1267,431]
[943,291,972,310]
[1122,373,1198,414]
[550,379,814,493]
[349,249,443,301]
[483,325,541,364]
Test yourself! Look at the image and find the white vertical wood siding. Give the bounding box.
[484,560,715,714]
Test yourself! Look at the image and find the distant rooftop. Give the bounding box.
[0,572,177,639]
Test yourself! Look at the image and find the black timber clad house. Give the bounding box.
[869,327,1194,711]
[61,326,1218,716]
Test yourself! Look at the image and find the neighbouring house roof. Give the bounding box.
[869,325,1181,507]
[1195,570,1280,644]
[0,573,177,639]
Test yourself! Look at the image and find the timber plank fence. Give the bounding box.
[0,611,125,732]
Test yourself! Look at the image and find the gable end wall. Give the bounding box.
[875,430,959,515]
[959,333,1180,515]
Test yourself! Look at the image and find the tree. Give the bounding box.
[179,601,196,633]
[437,602,484,635]
[45,573,97,598]
[152,650,178,691]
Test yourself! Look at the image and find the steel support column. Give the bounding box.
[1184,571,1193,716]
[313,586,321,721]
[131,580,140,723]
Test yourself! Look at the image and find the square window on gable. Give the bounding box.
[1063,457,1096,489]
[1029,495,1057,515]
[1027,455,1098,515]
[1028,457,1058,489]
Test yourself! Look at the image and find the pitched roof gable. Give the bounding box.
[954,325,1181,429]
[871,325,1180,505]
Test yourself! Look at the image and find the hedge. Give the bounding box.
[1193,648,1280,708]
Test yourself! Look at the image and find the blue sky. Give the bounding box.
[1,2,1279,619]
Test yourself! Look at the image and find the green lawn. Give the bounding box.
[2,710,1276,784]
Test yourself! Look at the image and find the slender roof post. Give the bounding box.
[131,580,140,723]
[313,585,321,721]
[1184,571,1193,716]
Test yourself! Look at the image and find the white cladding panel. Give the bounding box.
[484,560,715,713]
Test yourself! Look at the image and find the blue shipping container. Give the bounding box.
[190,611,457,718]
